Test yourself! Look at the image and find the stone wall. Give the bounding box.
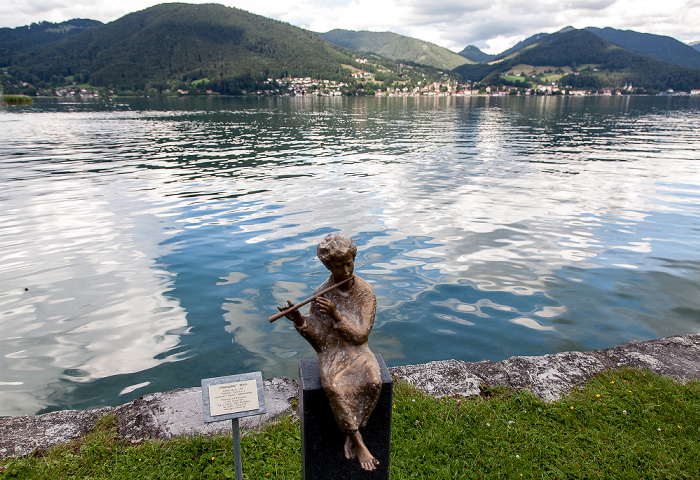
[2,334,699,459]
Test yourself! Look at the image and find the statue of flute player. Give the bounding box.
[274,233,382,471]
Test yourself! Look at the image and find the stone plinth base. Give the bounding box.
[299,354,392,480]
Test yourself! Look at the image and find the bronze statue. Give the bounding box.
[275,233,382,471]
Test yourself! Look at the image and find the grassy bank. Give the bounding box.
[1,95,33,105]
[1,368,699,479]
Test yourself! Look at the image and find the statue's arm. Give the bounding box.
[318,289,376,344]
[286,301,325,352]
[295,320,320,351]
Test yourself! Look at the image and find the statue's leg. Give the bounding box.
[343,434,356,459]
[348,430,379,471]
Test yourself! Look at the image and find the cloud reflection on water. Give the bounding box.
[0,116,190,415]
[1,95,699,415]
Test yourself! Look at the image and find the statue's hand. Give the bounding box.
[314,297,338,320]
[278,300,304,326]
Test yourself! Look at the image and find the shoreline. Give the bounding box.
[2,333,699,459]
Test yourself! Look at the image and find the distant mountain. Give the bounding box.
[458,31,551,63]
[453,28,700,91]
[0,19,101,58]
[458,45,494,63]
[4,6,699,95]
[586,27,700,69]
[2,3,357,93]
[459,27,700,71]
[496,29,614,69]
[495,31,552,60]
[319,29,470,70]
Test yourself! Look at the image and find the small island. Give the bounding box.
[2,94,33,105]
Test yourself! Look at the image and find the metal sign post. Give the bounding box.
[201,372,266,480]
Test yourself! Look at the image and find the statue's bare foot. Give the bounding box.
[357,450,379,471]
[344,435,356,460]
[349,431,379,471]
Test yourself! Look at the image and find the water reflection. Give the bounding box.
[1,95,699,415]
[0,166,189,415]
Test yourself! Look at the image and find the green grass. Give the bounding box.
[540,74,566,83]
[500,75,528,83]
[2,95,33,105]
[391,368,700,478]
[2,368,699,479]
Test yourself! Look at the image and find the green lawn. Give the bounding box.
[500,75,528,83]
[2,368,698,479]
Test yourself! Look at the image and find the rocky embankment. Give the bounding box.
[2,334,699,459]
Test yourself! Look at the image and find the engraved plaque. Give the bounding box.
[201,372,266,423]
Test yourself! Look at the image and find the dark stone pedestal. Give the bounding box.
[299,354,392,480]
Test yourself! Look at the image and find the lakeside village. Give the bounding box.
[31,76,700,98]
[259,60,700,96]
[5,58,700,98]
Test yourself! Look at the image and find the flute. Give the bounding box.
[268,275,354,323]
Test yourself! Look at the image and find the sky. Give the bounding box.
[1,0,698,54]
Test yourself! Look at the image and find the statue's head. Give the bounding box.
[317,233,357,269]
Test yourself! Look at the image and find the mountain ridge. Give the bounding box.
[1,3,359,94]
[454,28,700,92]
[458,27,700,70]
[319,29,470,70]
[0,18,102,58]
[585,27,700,69]
[458,45,493,63]
[2,4,700,95]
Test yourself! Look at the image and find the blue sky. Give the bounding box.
[1,0,698,54]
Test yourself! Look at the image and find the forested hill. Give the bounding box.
[0,19,102,58]
[459,27,700,70]
[319,29,470,70]
[585,27,700,69]
[454,29,700,92]
[1,3,357,93]
[3,5,700,95]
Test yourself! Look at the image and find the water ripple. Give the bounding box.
[1,95,699,415]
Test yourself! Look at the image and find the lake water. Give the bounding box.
[1,95,699,416]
